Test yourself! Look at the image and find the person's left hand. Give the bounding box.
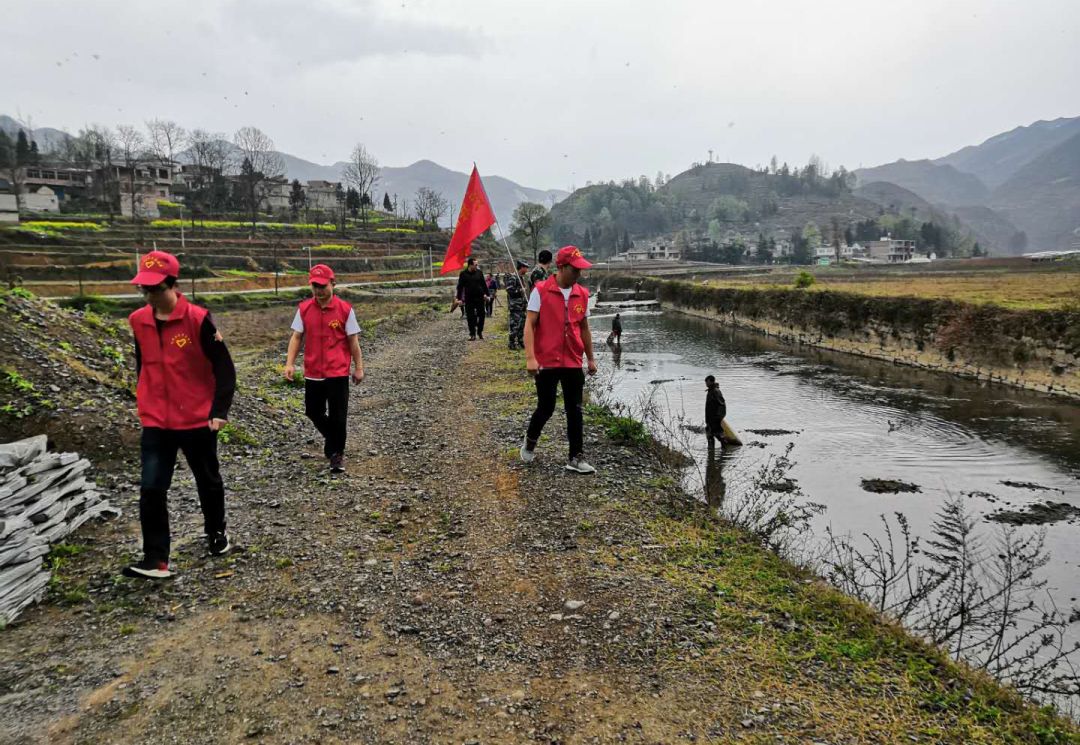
[352,367,365,384]
[587,359,598,376]
[209,418,226,431]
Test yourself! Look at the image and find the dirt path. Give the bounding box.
[0,306,1072,743]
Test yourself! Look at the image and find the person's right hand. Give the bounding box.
[284,363,296,381]
[526,357,540,377]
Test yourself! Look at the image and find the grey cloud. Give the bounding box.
[221,0,488,64]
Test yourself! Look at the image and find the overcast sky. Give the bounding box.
[3,0,1078,190]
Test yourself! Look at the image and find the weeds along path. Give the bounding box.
[0,304,1074,743]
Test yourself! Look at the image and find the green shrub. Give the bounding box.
[794,271,815,289]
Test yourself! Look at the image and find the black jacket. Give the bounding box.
[705,387,726,425]
[457,268,488,303]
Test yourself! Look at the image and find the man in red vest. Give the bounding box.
[520,245,598,474]
[125,251,236,579]
[284,264,365,473]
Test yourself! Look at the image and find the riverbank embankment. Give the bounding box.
[608,276,1080,400]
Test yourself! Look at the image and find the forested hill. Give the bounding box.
[549,161,993,258]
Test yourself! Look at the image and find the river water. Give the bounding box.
[592,309,1080,610]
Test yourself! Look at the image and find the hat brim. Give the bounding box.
[561,257,592,269]
[130,270,169,286]
[309,275,334,283]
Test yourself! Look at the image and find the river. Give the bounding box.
[591,309,1080,615]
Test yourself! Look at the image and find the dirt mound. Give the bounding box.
[988,501,1080,526]
[861,478,922,494]
[0,290,138,466]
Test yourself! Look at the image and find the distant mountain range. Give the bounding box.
[855,116,1080,252]
[0,115,567,227]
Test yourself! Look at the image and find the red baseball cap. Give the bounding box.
[131,250,180,285]
[556,245,592,269]
[309,264,335,283]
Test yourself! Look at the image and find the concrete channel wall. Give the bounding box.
[610,277,1080,400]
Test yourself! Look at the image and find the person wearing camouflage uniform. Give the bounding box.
[528,249,553,293]
[506,260,529,350]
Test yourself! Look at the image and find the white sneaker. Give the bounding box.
[520,436,536,463]
[565,457,596,474]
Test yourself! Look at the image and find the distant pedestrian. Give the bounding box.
[704,375,727,450]
[124,250,236,579]
[521,246,598,474]
[485,272,498,317]
[506,259,529,350]
[284,264,365,474]
[456,257,489,340]
[528,249,553,293]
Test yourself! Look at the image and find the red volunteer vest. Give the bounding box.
[533,277,589,369]
[298,295,353,379]
[129,293,215,430]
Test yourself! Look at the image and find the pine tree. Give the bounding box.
[383,192,392,212]
[15,131,31,167]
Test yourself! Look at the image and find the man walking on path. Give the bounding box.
[284,264,365,473]
[124,250,236,579]
[521,246,598,474]
[704,374,727,450]
[528,249,552,293]
[456,257,489,340]
[506,259,529,350]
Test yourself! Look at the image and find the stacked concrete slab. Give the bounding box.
[0,435,120,625]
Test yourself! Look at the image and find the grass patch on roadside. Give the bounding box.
[639,508,1077,743]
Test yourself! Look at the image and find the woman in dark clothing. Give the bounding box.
[704,374,727,449]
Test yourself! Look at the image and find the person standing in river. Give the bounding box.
[456,257,490,340]
[284,264,365,474]
[704,374,727,450]
[506,259,530,350]
[521,246,598,474]
[124,250,236,579]
[607,312,622,346]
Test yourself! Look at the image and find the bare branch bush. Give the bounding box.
[821,497,1080,702]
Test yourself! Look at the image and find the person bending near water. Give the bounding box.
[124,250,236,579]
[607,312,622,346]
[284,264,365,474]
[521,246,598,474]
[705,374,727,450]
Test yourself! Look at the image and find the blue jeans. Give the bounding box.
[140,427,225,562]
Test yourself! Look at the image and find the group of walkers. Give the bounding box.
[122,252,364,579]
[120,243,728,581]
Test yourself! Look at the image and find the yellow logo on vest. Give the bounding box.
[329,319,343,330]
[171,333,193,349]
[573,303,585,315]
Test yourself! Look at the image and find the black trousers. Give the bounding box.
[527,367,585,459]
[305,376,349,457]
[465,300,486,337]
[139,426,225,563]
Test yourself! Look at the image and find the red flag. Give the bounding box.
[440,165,496,275]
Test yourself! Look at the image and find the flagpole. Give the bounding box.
[492,218,528,292]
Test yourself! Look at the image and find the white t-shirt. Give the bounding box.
[527,286,589,316]
[291,308,361,335]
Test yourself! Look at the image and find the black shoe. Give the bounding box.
[122,558,173,579]
[469,336,476,341]
[208,531,231,556]
[477,333,484,340]
[330,453,345,473]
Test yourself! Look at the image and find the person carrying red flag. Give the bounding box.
[284,264,365,473]
[124,250,236,579]
[520,246,598,474]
